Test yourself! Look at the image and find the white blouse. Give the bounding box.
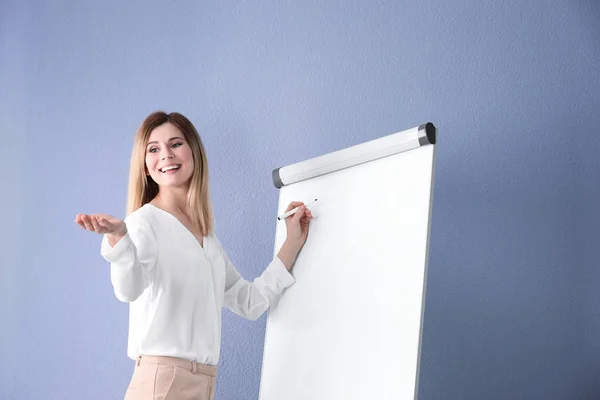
[100,203,295,365]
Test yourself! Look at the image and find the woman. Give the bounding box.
[75,111,312,400]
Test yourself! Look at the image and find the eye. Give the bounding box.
[172,142,183,148]
[148,147,158,153]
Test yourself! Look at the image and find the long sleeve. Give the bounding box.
[220,242,295,321]
[100,216,157,303]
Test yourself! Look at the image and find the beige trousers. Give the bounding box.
[124,355,218,400]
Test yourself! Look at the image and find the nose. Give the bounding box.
[161,149,174,160]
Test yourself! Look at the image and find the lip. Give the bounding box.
[159,164,182,173]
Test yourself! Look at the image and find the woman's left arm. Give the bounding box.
[222,249,296,320]
[222,201,313,320]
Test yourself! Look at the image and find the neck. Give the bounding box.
[155,186,189,215]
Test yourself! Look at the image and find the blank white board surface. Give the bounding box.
[260,124,436,400]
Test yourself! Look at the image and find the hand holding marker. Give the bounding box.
[278,199,318,220]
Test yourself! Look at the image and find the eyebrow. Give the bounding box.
[147,137,184,146]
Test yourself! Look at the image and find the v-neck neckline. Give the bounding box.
[145,203,205,250]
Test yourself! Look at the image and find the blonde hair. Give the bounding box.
[126,111,214,236]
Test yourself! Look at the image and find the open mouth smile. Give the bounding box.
[159,164,181,173]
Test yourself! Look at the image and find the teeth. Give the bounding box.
[160,165,180,172]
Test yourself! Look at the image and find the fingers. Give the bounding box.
[75,213,117,234]
[90,215,103,233]
[95,216,106,228]
[96,216,111,229]
[97,216,116,234]
[75,214,86,230]
[301,210,313,223]
[96,214,115,224]
[79,214,95,231]
[299,207,313,219]
[285,201,305,213]
[291,205,305,222]
[291,206,314,223]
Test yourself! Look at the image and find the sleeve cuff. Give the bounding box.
[270,256,296,288]
[100,232,132,262]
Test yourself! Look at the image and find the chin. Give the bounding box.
[158,177,193,189]
[153,172,193,188]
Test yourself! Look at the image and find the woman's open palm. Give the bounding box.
[75,213,126,236]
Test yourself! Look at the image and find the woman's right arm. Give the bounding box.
[76,213,157,302]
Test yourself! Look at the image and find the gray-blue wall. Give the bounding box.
[1,1,599,399]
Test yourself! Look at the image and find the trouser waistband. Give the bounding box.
[136,355,217,377]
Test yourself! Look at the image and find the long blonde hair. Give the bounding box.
[126,111,214,236]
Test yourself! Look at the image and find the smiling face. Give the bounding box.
[145,122,194,189]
